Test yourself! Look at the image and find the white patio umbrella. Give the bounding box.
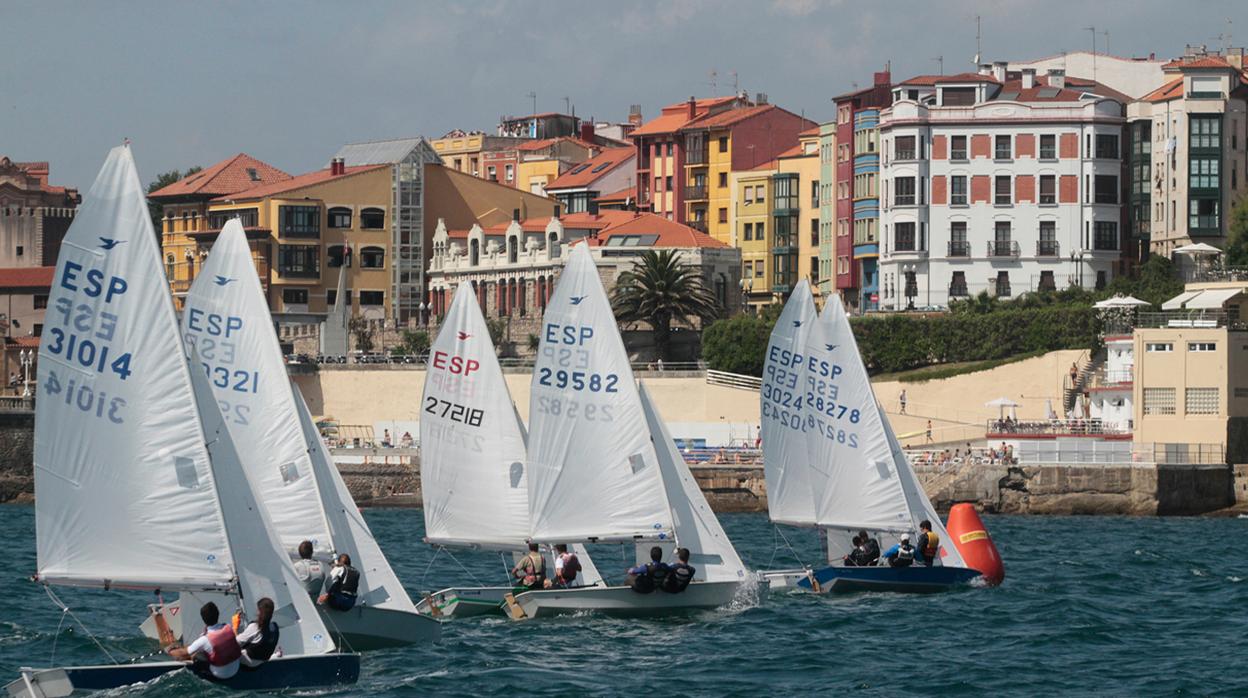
[1094,295,1152,309]
[1045,399,1058,421]
[985,397,1020,420]
[1174,242,1222,256]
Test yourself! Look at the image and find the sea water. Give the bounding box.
[1,505,1244,696]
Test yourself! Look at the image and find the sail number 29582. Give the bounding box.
[537,368,618,393]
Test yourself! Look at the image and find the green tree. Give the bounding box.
[611,250,720,361]
[390,329,430,357]
[1224,196,1248,267]
[348,316,374,353]
[146,167,201,235]
[701,313,774,375]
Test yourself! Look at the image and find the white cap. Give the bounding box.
[900,534,912,543]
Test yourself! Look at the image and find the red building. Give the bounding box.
[832,69,891,311]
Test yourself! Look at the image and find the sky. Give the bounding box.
[1,0,1243,190]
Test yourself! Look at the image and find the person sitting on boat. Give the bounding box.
[168,601,241,680]
[237,597,281,670]
[318,553,360,611]
[858,530,881,566]
[293,540,325,600]
[511,542,547,591]
[662,547,696,593]
[626,546,670,594]
[843,535,865,566]
[917,520,941,567]
[883,534,917,568]
[549,544,582,588]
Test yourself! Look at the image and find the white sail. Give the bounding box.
[760,280,819,526]
[880,408,967,568]
[640,383,745,583]
[293,383,419,612]
[182,221,333,555]
[34,145,234,591]
[420,282,530,549]
[189,352,335,655]
[527,243,673,543]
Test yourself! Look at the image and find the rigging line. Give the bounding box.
[317,605,355,654]
[49,607,68,666]
[418,545,444,587]
[43,585,118,664]
[775,525,807,568]
[440,546,485,586]
[499,552,512,586]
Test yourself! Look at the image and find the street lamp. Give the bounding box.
[19,349,33,398]
[1069,249,1089,289]
[739,276,753,314]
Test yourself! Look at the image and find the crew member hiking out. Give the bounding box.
[168,601,242,680]
[550,544,582,588]
[511,542,546,591]
[662,547,696,593]
[626,546,669,594]
[319,553,360,611]
[917,519,941,566]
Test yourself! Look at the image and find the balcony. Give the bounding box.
[1092,367,1134,387]
[986,418,1131,439]
[1137,311,1246,330]
[684,185,708,201]
[685,147,710,165]
[987,240,1020,258]
[688,220,708,233]
[947,240,970,257]
[1037,240,1060,257]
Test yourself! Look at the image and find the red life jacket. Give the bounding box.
[205,624,242,667]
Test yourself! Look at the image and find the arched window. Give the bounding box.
[166,254,175,280]
[327,245,350,267]
[328,207,353,229]
[360,207,385,229]
[469,239,480,266]
[360,246,385,268]
[508,236,519,264]
[548,232,560,259]
[537,276,547,311]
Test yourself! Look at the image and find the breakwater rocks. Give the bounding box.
[0,412,34,504]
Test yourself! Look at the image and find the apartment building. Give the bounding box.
[817,122,837,298]
[731,166,772,310]
[544,147,636,215]
[876,64,1129,309]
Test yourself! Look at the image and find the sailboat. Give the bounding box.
[143,220,438,649]
[797,295,988,593]
[510,243,746,618]
[13,145,357,695]
[415,281,603,618]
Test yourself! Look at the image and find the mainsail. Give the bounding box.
[182,220,333,555]
[760,280,819,527]
[526,243,673,543]
[34,145,234,591]
[420,282,530,549]
[640,383,745,582]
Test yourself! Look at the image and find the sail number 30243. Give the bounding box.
[425,397,484,427]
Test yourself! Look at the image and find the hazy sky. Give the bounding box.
[2,0,1242,189]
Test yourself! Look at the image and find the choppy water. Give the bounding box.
[2,505,1245,696]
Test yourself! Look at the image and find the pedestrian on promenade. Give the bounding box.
[926,420,933,443]
[899,389,907,414]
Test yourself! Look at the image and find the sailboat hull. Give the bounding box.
[317,604,441,649]
[25,654,360,693]
[416,586,516,618]
[513,581,741,618]
[798,565,982,594]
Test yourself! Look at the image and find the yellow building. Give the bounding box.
[514,137,599,196]
[776,127,823,302]
[731,167,774,311]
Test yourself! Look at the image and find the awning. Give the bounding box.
[1161,290,1200,310]
[1185,288,1242,309]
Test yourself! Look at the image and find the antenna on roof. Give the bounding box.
[1084,26,1097,83]
[932,55,944,75]
[708,69,719,96]
[526,91,537,116]
[1102,29,1110,56]
[973,15,981,65]
[730,70,739,94]
[563,96,570,114]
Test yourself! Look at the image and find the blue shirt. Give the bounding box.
[883,544,915,559]
[628,561,668,576]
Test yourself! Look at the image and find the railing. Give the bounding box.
[1137,311,1245,330]
[1186,267,1248,283]
[986,418,1131,437]
[948,284,969,298]
[682,446,762,465]
[988,240,1020,258]
[706,369,762,391]
[948,240,970,257]
[688,220,708,233]
[0,395,34,412]
[684,185,708,200]
[1014,441,1224,466]
[1091,367,1134,386]
[1036,240,1060,257]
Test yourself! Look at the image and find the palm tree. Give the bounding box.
[611,249,720,362]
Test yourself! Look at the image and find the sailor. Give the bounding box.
[550,544,582,588]
[292,540,325,599]
[843,535,864,566]
[662,547,696,593]
[626,546,670,594]
[510,542,547,591]
[168,602,241,680]
[318,553,360,611]
[884,534,917,568]
[237,597,281,669]
[917,519,941,566]
[858,530,881,566]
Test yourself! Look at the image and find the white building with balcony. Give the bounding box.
[876,64,1129,309]
[1089,334,1135,430]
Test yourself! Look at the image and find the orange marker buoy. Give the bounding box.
[946,503,1004,586]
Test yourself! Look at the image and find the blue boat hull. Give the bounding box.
[59,653,360,692]
[797,565,982,594]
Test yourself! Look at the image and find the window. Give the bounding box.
[360,246,385,268]
[743,261,753,278]
[809,218,818,247]
[1188,342,1217,352]
[1094,175,1118,204]
[327,244,351,267]
[950,135,967,160]
[1095,134,1119,159]
[811,180,820,208]
[666,175,673,192]
[1093,222,1118,251]
[949,221,968,256]
[1039,175,1056,204]
[755,262,764,278]
[718,207,728,223]
[755,221,765,239]
[995,270,1011,297]
[894,177,916,206]
[1145,343,1173,352]
[718,136,728,153]
[282,288,308,305]
[666,143,673,156]
[1039,134,1056,159]
[15,245,23,257]
[743,222,753,241]
[895,135,916,160]
[894,222,916,251]
[1186,387,1219,415]
[279,205,320,238]
[278,244,320,278]
[950,175,968,205]
[1038,221,1058,256]
[359,291,384,306]
[1191,115,1221,149]
[1190,199,1220,229]
[837,219,848,237]
[360,207,386,229]
[326,289,351,307]
[991,221,1013,256]
[995,135,1012,159]
[994,175,1011,205]
[487,165,497,180]
[33,294,47,309]
[1038,270,1056,292]
[327,207,352,229]
[1191,158,1220,189]
[1143,387,1176,415]
[718,172,727,188]
[949,271,968,297]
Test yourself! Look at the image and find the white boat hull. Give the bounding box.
[513,581,741,619]
[415,586,515,618]
[755,568,812,590]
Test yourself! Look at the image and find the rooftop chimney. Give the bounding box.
[580,122,595,143]
[687,96,697,119]
[587,199,599,217]
[873,70,891,86]
[329,157,346,176]
[755,92,769,105]
[1021,68,1036,90]
[628,104,643,126]
[512,207,520,222]
[992,61,1008,83]
[1047,68,1066,89]
[553,204,561,219]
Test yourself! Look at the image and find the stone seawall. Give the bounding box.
[0,412,34,504]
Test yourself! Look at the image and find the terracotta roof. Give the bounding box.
[1142,77,1184,103]
[630,97,741,137]
[0,158,77,197]
[749,158,779,171]
[900,72,1001,86]
[682,104,777,130]
[545,147,635,190]
[211,164,387,202]
[594,186,635,203]
[149,154,291,199]
[446,210,728,249]
[0,266,54,289]
[1163,56,1233,70]
[6,336,40,348]
[515,136,599,153]
[798,125,822,138]
[776,144,808,159]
